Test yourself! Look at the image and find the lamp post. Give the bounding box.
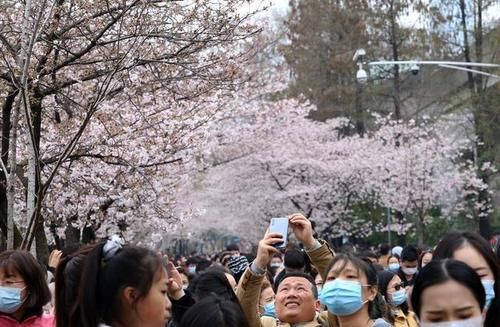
[353,49,500,83]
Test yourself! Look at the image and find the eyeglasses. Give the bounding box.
[394,282,404,291]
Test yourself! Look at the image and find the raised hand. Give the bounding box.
[254,231,283,270]
[166,260,184,300]
[48,249,63,269]
[289,213,315,248]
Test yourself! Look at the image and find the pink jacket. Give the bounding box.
[0,314,55,327]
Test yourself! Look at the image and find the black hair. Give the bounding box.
[78,242,164,327]
[273,271,318,298]
[189,270,238,303]
[326,253,387,321]
[226,243,240,252]
[55,244,95,327]
[206,264,232,275]
[360,250,378,261]
[196,259,212,273]
[284,249,305,270]
[411,259,485,318]
[377,270,395,301]
[433,231,500,327]
[400,245,418,262]
[180,296,249,327]
[380,243,390,256]
[186,257,200,266]
[0,250,51,320]
[386,254,400,266]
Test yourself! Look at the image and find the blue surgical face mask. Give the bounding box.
[388,263,400,272]
[389,289,406,306]
[319,279,367,316]
[481,279,495,309]
[401,267,418,276]
[187,266,196,275]
[419,315,483,327]
[0,286,25,314]
[262,301,276,317]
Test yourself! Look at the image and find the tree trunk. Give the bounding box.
[35,217,49,264]
[6,97,21,249]
[0,89,20,249]
[389,0,401,121]
[415,213,424,246]
[459,0,492,239]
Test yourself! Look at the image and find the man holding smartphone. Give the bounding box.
[236,213,336,327]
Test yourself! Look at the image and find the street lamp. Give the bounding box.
[353,49,500,83]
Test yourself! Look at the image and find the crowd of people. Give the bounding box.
[0,213,499,327]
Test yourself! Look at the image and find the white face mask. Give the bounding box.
[420,316,483,327]
[401,267,418,275]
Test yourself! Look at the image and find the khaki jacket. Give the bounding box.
[393,308,418,327]
[237,241,339,327]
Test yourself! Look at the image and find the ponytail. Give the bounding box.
[77,241,163,327]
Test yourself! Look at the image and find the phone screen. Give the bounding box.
[269,217,289,249]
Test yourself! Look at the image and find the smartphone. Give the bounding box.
[269,217,289,250]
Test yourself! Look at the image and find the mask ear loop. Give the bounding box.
[361,284,377,304]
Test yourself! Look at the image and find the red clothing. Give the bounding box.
[0,314,55,327]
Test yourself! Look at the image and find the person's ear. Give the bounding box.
[122,286,138,305]
[314,299,321,312]
[367,285,377,302]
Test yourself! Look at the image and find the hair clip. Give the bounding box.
[102,235,125,262]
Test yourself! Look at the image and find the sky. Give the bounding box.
[254,0,500,24]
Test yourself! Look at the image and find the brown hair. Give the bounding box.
[55,244,95,327]
[0,250,51,318]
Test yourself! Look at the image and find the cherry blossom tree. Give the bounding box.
[0,0,266,257]
[191,97,488,244]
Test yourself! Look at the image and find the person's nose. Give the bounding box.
[165,296,172,311]
[286,289,299,298]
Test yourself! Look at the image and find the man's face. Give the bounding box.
[401,260,418,275]
[275,277,319,324]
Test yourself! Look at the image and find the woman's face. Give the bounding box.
[134,268,172,327]
[419,280,482,323]
[180,273,189,290]
[326,260,376,303]
[0,267,28,312]
[258,286,275,313]
[386,274,403,301]
[421,253,433,268]
[314,274,323,292]
[453,245,494,280]
[388,256,399,265]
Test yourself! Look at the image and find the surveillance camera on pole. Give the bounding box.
[410,63,420,75]
[356,66,368,83]
[354,49,500,82]
[353,49,366,63]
